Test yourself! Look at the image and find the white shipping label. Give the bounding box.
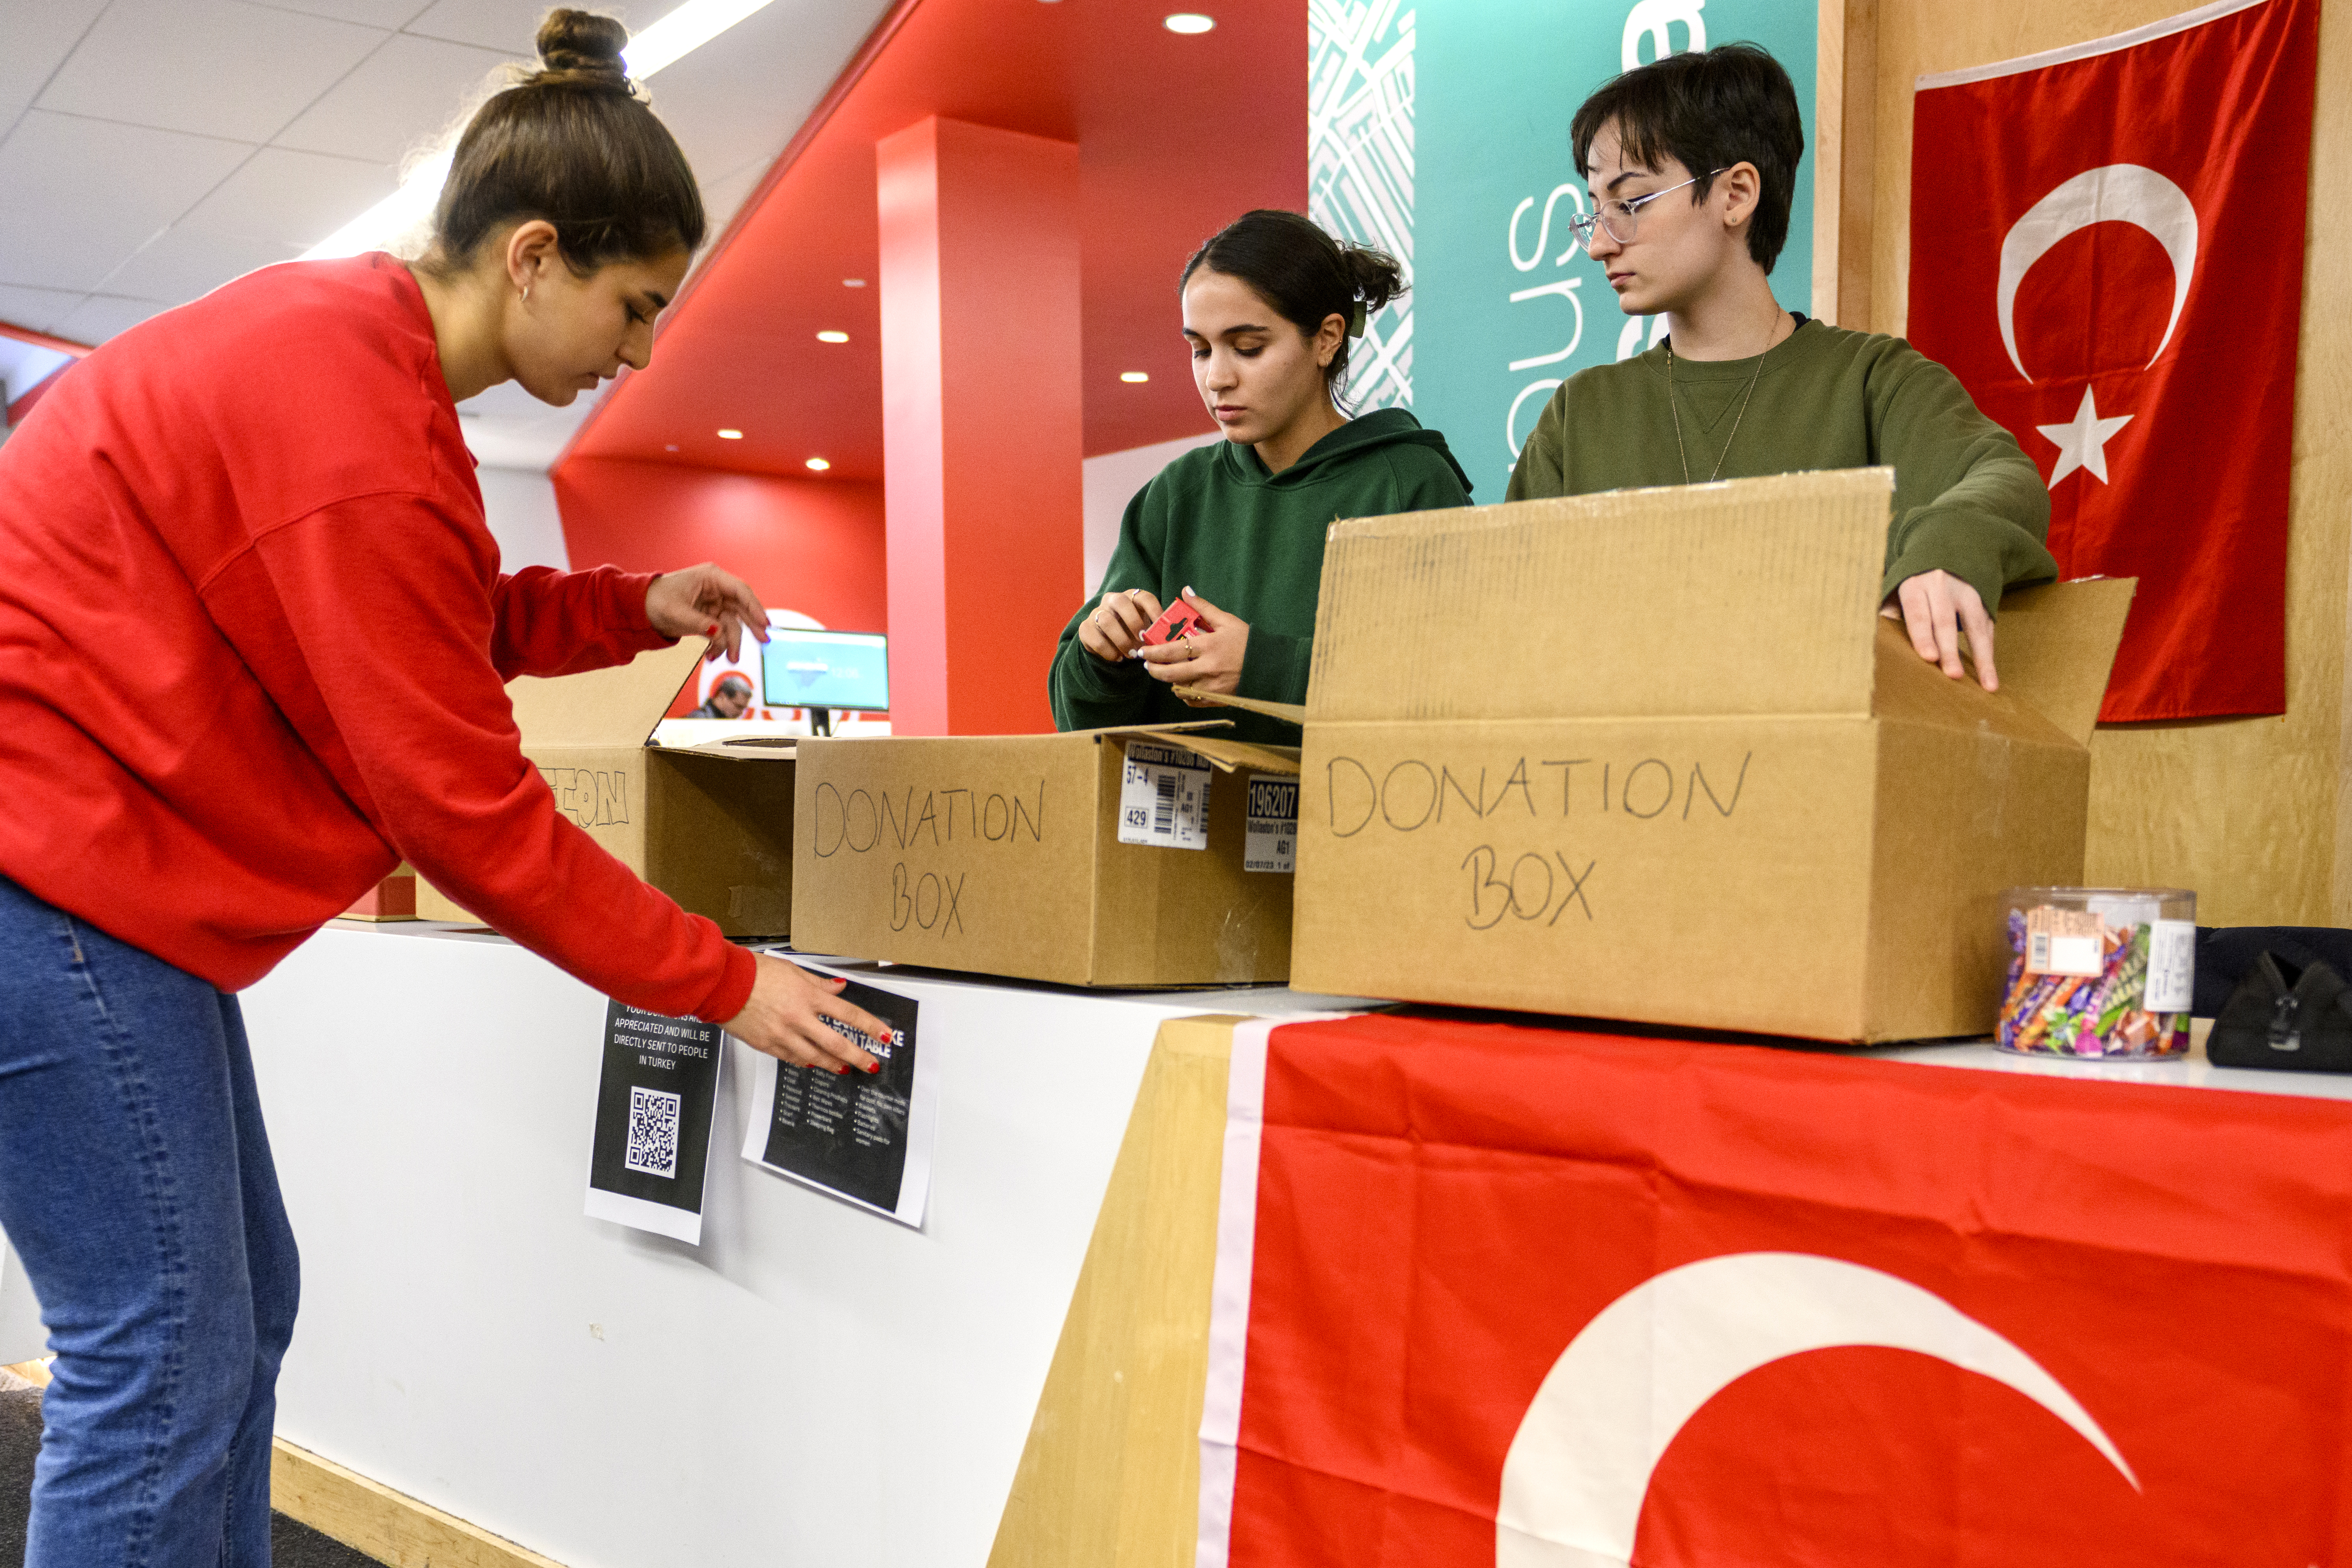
[1244,773,1299,874]
[2025,906,2106,978]
[2144,918,2196,1013]
[1118,743,1212,850]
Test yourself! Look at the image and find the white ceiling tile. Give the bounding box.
[646,0,890,189]
[0,284,87,338]
[100,226,299,305]
[403,0,640,55]
[0,0,111,131]
[182,146,399,249]
[276,31,520,164]
[52,293,173,345]
[253,0,435,24]
[0,112,253,291]
[38,0,383,144]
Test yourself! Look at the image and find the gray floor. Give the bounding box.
[0,1388,377,1566]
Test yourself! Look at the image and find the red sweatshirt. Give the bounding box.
[0,254,756,1022]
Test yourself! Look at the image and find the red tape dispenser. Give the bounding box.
[1138,598,1205,650]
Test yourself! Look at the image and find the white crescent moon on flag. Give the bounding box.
[1492,1252,2137,1568]
[1997,163,2198,382]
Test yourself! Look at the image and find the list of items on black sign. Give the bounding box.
[584,1000,725,1244]
[739,968,935,1227]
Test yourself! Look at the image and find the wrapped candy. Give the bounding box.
[1997,901,2192,1059]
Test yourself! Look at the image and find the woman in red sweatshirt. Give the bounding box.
[0,13,882,1563]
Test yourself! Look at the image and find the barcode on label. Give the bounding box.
[1117,741,1212,850]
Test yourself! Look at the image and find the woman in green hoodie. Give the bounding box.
[1048,209,1473,743]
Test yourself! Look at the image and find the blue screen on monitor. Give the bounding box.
[760,630,890,712]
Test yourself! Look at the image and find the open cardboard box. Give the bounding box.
[787,725,1301,986]
[416,639,801,937]
[1188,468,2134,1042]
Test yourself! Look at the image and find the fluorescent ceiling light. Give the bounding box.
[805,457,830,470]
[1119,370,1150,382]
[302,0,777,262]
[1164,13,1215,34]
[718,428,744,439]
[816,330,849,343]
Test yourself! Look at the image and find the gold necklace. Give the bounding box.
[1667,310,1785,485]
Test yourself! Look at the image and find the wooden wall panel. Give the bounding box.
[1864,0,2352,924]
[986,1015,1234,1568]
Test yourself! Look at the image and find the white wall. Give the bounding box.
[1079,431,1222,595]
[475,465,571,572]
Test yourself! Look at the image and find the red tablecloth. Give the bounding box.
[1199,1012,2352,1567]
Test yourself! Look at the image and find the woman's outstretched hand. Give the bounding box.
[1138,586,1250,701]
[648,563,771,663]
[723,953,889,1073]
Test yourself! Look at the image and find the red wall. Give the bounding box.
[552,456,888,635]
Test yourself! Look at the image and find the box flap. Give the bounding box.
[1172,688,1307,728]
[1868,619,2076,747]
[670,735,798,761]
[1306,469,1892,723]
[1985,577,2137,747]
[1155,735,1301,776]
[507,638,707,748]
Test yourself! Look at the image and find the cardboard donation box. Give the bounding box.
[1281,468,2133,1042]
[788,728,1299,986]
[416,640,800,936]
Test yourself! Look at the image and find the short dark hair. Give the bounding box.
[1570,43,1803,273]
[1179,209,1406,404]
[429,9,706,275]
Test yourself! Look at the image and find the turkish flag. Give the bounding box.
[1905,0,2317,721]
[1200,1014,2352,1566]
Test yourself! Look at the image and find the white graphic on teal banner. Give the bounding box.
[1309,0,1416,413]
[1409,0,1817,495]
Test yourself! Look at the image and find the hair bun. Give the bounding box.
[535,8,630,87]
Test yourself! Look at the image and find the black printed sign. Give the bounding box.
[586,1001,723,1234]
[754,976,921,1216]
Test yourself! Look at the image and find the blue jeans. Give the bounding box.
[0,874,299,1567]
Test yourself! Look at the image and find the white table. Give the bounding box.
[236,922,1351,1568]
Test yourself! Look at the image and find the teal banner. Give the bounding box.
[1408,0,1819,496]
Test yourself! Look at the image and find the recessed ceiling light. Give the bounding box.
[1164,13,1214,33]
[805,457,831,471]
[1120,371,1150,382]
[843,279,867,288]
[816,330,849,343]
[718,428,744,439]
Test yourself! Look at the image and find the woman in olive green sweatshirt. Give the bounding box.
[1509,44,2057,692]
[1048,210,1472,745]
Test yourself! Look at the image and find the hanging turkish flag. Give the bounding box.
[1199,1014,2352,1567]
[1906,0,2317,721]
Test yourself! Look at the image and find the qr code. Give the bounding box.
[624,1085,682,1179]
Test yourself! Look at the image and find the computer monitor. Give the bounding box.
[760,629,890,723]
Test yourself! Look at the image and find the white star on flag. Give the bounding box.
[2036,387,2133,489]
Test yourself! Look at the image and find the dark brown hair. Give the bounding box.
[1570,43,1803,273]
[428,9,705,274]
[1180,210,1405,404]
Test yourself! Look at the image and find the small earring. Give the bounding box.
[521,284,532,304]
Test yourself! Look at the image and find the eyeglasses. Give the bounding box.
[1567,169,1725,250]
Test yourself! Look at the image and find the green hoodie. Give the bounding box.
[1049,408,1473,744]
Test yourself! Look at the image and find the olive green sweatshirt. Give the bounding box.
[1049,408,1473,744]
[1507,318,2058,614]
